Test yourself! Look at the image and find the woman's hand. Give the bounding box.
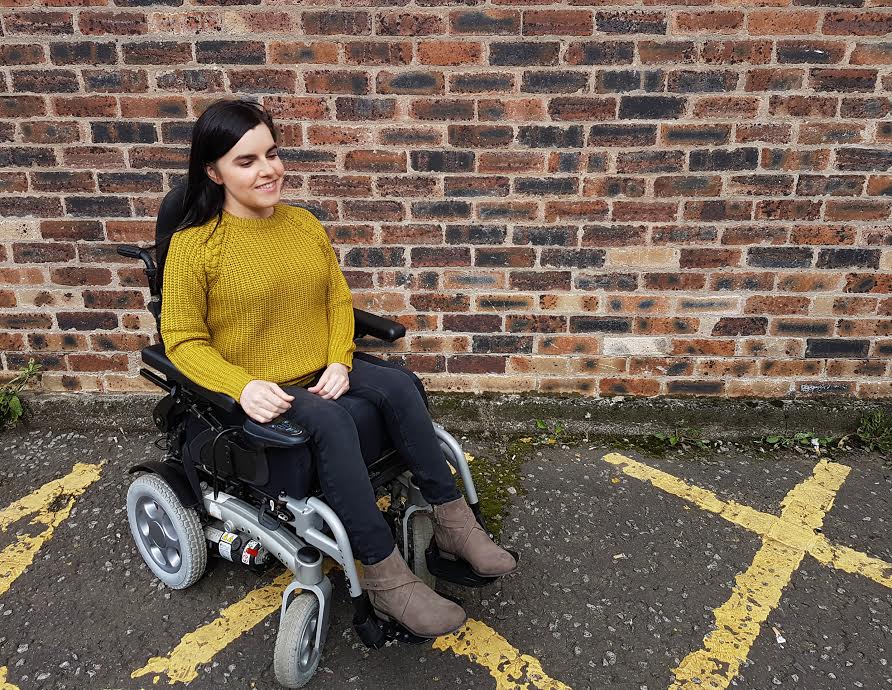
[307,363,350,400]
[239,380,294,423]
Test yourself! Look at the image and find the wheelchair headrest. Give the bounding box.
[157,183,188,244]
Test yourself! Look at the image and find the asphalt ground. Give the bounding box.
[0,424,890,690]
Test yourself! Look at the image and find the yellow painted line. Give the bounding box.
[434,619,572,690]
[668,460,849,690]
[132,569,294,684]
[0,666,21,690]
[603,453,891,591]
[134,450,570,690]
[0,462,103,597]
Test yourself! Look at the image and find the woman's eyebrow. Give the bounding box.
[233,146,277,162]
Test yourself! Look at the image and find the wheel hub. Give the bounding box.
[135,496,182,573]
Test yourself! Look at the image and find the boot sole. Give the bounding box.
[437,547,519,578]
[373,609,467,639]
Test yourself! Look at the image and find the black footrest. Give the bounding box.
[425,541,519,588]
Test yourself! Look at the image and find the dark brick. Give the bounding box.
[711,317,768,336]
[565,41,635,65]
[82,69,148,93]
[472,335,533,354]
[65,196,132,217]
[302,11,370,36]
[816,248,881,268]
[450,10,520,35]
[410,150,474,173]
[448,125,513,148]
[596,11,667,35]
[569,317,632,333]
[445,225,507,244]
[31,171,94,193]
[541,249,606,268]
[91,121,157,144]
[412,201,471,220]
[810,68,877,92]
[619,96,685,119]
[449,73,515,93]
[806,338,869,358]
[518,125,585,148]
[548,98,615,122]
[12,69,79,93]
[514,178,578,196]
[667,380,724,396]
[335,97,395,121]
[588,124,657,147]
[343,247,404,267]
[521,71,590,94]
[1,45,45,66]
[57,311,118,331]
[690,147,759,171]
[489,42,560,66]
[0,147,56,168]
[50,41,117,65]
[575,273,639,291]
[668,70,738,93]
[196,41,265,65]
[748,247,813,268]
[836,148,892,171]
[123,41,192,65]
[377,71,444,95]
[443,314,502,333]
[6,11,74,35]
[511,271,572,291]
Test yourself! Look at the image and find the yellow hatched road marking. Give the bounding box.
[132,569,293,684]
[668,459,849,690]
[0,462,103,597]
[133,448,569,689]
[603,453,891,690]
[602,453,890,590]
[434,619,572,690]
[0,666,21,690]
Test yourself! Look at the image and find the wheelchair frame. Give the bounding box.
[118,242,489,688]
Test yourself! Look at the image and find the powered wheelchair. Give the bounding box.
[118,187,506,688]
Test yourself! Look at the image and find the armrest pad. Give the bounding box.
[353,308,406,342]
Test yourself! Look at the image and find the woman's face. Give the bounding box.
[205,123,285,219]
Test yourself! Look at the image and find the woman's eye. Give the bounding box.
[240,161,253,167]
[268,151,279,159]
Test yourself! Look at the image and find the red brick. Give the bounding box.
[749,11,820,36]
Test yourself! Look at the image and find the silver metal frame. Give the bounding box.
[201,425,475,643]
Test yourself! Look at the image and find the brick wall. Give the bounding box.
[1,2,891,399]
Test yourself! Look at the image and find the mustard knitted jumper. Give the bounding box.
[160,204,355,402]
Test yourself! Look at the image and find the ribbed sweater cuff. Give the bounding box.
[328,351,353,371]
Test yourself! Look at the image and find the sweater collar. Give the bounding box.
[221,203,287,230]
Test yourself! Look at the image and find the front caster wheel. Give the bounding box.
[274,593,325,688]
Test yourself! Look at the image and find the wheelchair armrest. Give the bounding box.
[353,308,405,342]
[141,344,238,414]
[242,417,309,448]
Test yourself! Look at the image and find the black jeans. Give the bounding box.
[281,358,461,564]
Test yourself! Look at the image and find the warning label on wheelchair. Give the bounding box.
[1,427,890,689]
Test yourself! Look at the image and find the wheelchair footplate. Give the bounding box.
[425,540,520,588]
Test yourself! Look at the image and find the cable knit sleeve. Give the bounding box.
[299,209,355,370]
[160,228,254,402]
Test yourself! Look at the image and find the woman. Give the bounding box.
[159,98,516,639]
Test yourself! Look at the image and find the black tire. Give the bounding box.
[274,593,324,688]
[127,473,206,590]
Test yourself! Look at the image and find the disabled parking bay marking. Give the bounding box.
[602,453,892,690]
[0,666,21,690]
[0,462,103,597]
[132,565,569,689]
[132,452,570,688]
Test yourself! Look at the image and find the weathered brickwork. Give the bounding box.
[1,2,891,398]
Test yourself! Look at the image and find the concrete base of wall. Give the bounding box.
[13,392,890,441]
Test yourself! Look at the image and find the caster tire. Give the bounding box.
[127,473,206,590]
[274,593,324,689]
[410,512,437,590]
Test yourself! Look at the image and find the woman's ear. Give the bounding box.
[205,163,222,185]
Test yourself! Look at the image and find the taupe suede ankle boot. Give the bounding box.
[432,496,517,577]
[359,546,466,638]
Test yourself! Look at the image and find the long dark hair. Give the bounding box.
[154,98,278,293]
